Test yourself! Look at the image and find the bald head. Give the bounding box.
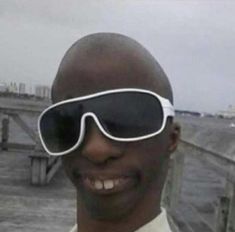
[52,33,173,103]
[49,33,180,229]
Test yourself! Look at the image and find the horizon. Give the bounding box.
[0,80,233,115]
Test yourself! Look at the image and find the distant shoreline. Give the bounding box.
[0,91,50,102]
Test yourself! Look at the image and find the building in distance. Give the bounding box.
[0,82,51,100]
[35,85,51,99]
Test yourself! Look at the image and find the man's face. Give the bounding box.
[53,54,176,220]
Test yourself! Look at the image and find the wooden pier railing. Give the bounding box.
[164,139,235,232]
[0,104,61,185]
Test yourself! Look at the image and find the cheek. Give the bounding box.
[132,136,169,159]
[128,136,170,178]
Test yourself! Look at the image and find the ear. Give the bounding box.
[168,122,181,153]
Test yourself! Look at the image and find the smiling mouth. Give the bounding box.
[79,175,138,195]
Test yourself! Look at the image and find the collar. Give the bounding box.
[135,208,172,232]
[69,208,172,232]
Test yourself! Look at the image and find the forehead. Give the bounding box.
[53,49,165,102]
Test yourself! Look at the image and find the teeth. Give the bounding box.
[86,178,126,190]
[103,180,114,189]
[94,180,103,190]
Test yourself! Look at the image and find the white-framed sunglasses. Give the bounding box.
[38,88,175,156]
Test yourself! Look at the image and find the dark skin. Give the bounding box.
[52,33,180,232]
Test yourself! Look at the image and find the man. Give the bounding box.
[38,33,180,232]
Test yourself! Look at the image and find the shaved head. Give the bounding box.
[49,33,180,231]
[52,33,173,103]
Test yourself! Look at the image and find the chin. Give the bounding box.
[89,206,132,221]
[77,184,144,221]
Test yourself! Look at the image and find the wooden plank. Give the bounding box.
[10,113,37,142]
[1,117,9,150]
[162,149,185,211]
[173,204,214,232]
[30,157,48,185]
[47,156,58,167]
[29,148,61,185]
[31,158,40,185]
[226,182,235,232]
[215,196,230,232]
[180,140,235,184]
[39,158,47,185]
[0,105,46,114]
[169,150,185,210]
[186,203,215,232]
[180,139,235,165]
[172,209,195,232]
[29,151,48,158]
[46,158,62,184]
[0,142,35,150]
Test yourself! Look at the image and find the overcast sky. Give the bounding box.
[0,0,234,113]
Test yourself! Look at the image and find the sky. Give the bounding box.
[0,0,235,113]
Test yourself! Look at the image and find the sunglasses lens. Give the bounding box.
[94,92,163,138]
[40,102,82,153]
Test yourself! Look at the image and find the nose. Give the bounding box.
[80,119,123,164]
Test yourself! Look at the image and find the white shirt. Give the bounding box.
[69,208,173,232]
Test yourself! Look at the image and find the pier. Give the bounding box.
[0,96,234,232]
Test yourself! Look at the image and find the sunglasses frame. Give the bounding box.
[38,88,175,156]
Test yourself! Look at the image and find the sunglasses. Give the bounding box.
[38,88,175,156]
